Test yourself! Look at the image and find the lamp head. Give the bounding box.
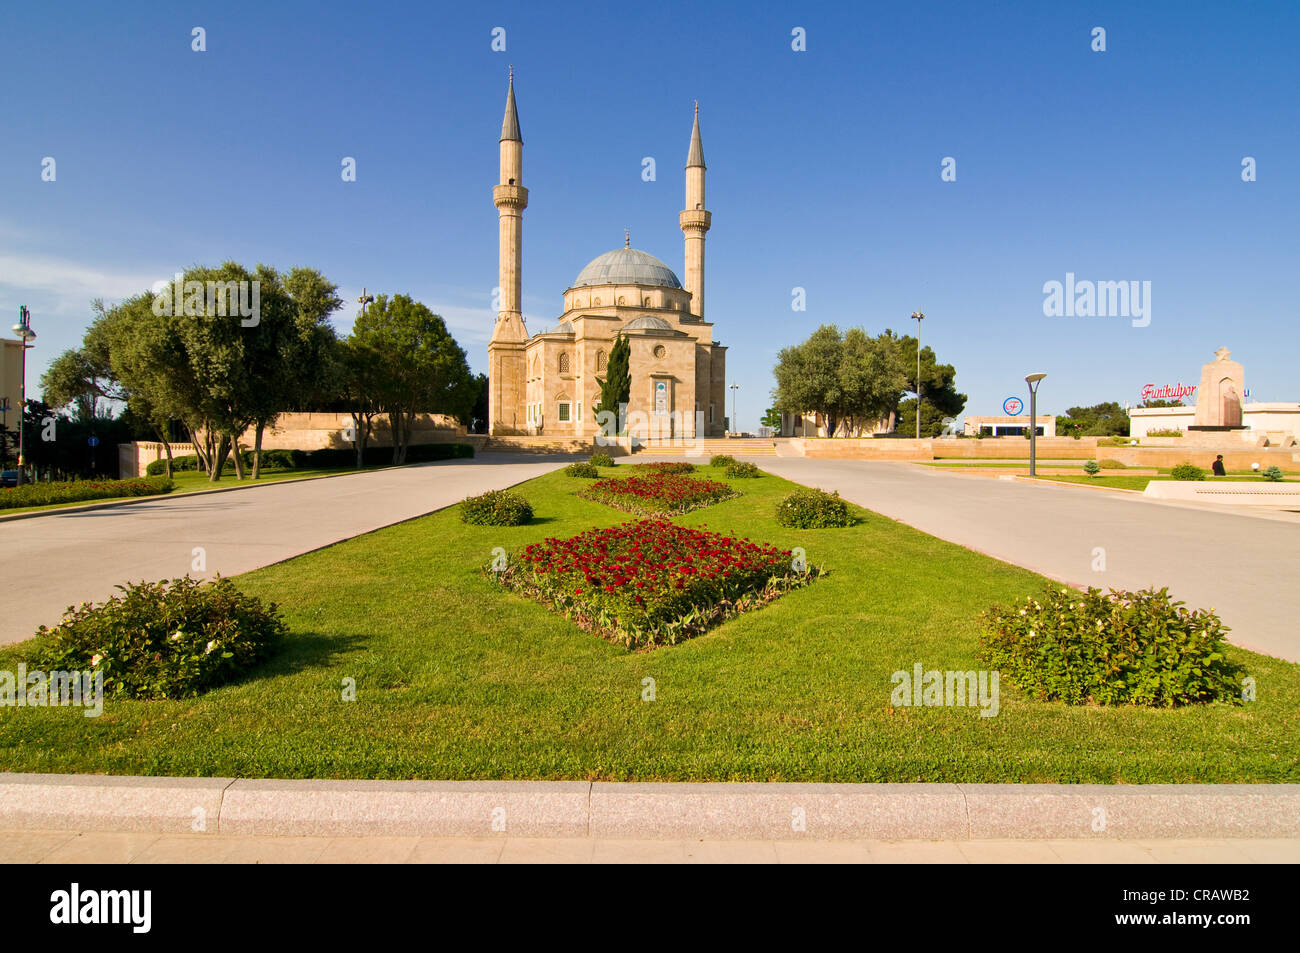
[1025,373,1047,385]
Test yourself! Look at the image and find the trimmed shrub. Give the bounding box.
[588,451,615,468]
[726,461,761,479]
[1262,465,1284,482]
[979,585,1241,707]
[1171,463,1206,481]
[709,454,736,468]
[0,475,175,510]
[1099,459,1126,469]
[1082,459,1101,476]
[1147,428,1183,438]
[633,461,695,474]
[146,448,304,476]
[460,489,533,525]
[564,462,600,478]
[29,576,286,700]
[775,489,853,528]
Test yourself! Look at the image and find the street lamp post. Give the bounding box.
[911,311,925,439]
[729,383,739,436]
[11,307,36,486]
[1025,373,1047,477]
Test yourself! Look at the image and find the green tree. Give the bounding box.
[761,406,783,431]
[350,294,474,464]
[594,333,631,431]
[772,324,845,435]
[1059,401,1130,437]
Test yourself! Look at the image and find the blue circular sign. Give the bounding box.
[87,436,99,447]
[1003,397,1023,416]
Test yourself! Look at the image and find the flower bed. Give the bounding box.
[0,475,175,511]
[490,519,821,647]
[632,461,696,474]
[578,472,738,516]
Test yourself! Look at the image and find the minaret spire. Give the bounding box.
[680,101,711,317]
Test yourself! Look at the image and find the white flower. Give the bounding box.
[1018,609,1026,616]
[204,641,217,655]
[1027,630,1037,639]
[169,630,184,642]
[90,654,103,666]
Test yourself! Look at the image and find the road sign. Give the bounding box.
[1003,397,1023,416]
[87,436,99,447]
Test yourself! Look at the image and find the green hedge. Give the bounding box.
[726,461,762,478]
[980,585,1241,707]
[0,475,175,510]
[145,442,474,475]
[564,462,600,478]
[30,576,286,699]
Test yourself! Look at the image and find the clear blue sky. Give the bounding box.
[2,0,1296,428]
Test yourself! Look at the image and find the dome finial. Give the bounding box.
[625,229,630,249]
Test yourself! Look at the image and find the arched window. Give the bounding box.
[596,349,607,372]
[558,352,570,374]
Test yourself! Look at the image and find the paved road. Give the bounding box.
[3,829,1294,864]
[759,459,1300,662]
[0,456,565,646]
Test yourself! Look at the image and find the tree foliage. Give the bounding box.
[594,333,631,429]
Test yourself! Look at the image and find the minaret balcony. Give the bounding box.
[679,208,711,231]
[493,184,529,210]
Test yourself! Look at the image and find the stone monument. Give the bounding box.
[1190,346,1246,430]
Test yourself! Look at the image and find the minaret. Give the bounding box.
[488,68,529,435]
[679,102,711,318]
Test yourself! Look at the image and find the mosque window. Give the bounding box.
[596,349,606,371]
[558,352,570,374]
[558,402,571,422]
[653,345,667,359]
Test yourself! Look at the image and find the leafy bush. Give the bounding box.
[491,519,821,648]
[1099,436,1135,447]
[0,475,175,510]
[1262,466,1284,482]
[726,461,761,478]
[588,451,615,468]
[1171,463,1206,481]
[775,489,854,528]
[709,454,736,468]
[979,585,1241,707]
[633,461,695,474]
[1082,459,1101,476]
[29,576,286,700]
[1147,428,1183,438]
[564,462,600,478]
[460,489,533,525]
[579,473,738,516]
[1098,459,1126,469]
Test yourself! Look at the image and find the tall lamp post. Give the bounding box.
[911,311,925,438]
[729,383,739,436]
[11,306,36,486]
[1025,373,1047,477]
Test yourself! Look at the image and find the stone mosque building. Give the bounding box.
[487,72,727,438]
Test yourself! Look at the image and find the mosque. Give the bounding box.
[486,72,727,438]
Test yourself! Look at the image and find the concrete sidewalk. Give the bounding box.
[0,455,566,646]
[756,458,1300,662]
[5,830,1294,864]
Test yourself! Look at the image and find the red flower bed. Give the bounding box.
[632,461,696,475]
[490,519,821,648]
[578,472,738,516]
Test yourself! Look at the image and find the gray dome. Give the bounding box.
[622,315,673,331]
[573,248,682,290]
[539,320,574,336]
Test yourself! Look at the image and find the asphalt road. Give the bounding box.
[756,459,1300,662]
[0,456,565,647]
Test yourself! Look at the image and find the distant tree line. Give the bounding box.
[39,262,484,481]
[771,324,966,438]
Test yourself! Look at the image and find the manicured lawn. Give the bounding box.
[1040,474,1298,492]
[1,464,1296,782]
[0,466,372,517]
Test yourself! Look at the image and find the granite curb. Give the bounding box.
[2,774,1297,840]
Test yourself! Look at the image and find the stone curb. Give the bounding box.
[2,774,1297,840]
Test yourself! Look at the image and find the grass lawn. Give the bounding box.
[0,466,373,517]
[2,464,1296,782]
[1040,474,1298,492]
